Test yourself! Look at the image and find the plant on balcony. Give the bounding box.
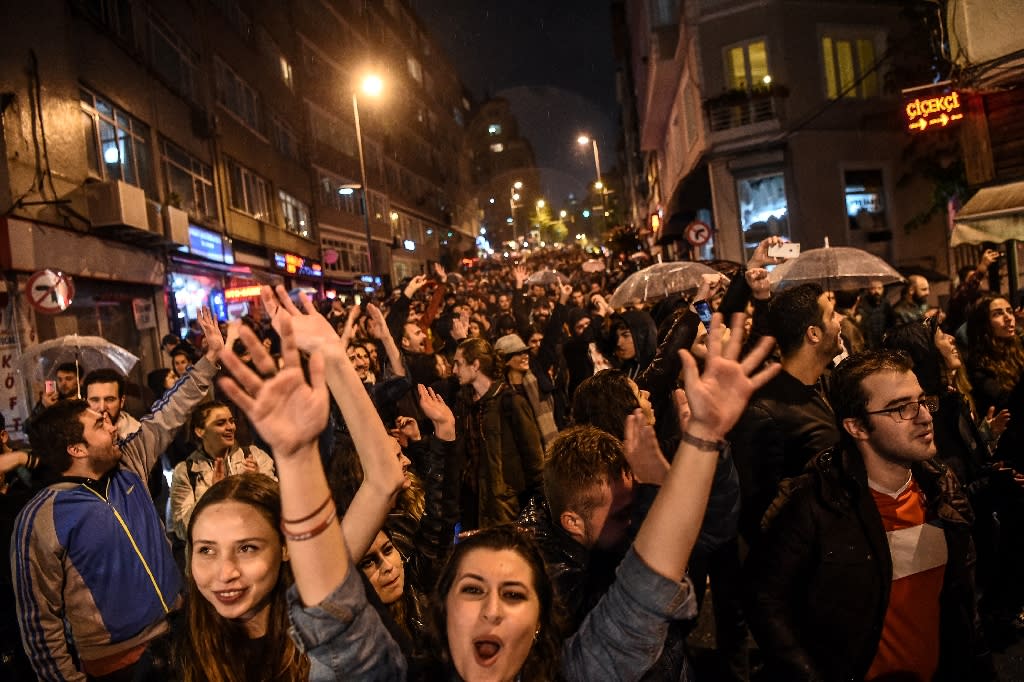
[703,83,790,110]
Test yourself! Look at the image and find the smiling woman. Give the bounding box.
[177,474,309,682]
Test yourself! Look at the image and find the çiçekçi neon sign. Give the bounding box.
[904,90,964,133]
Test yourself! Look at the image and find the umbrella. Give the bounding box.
[609,261,726,308]
[581,259,606,273]
[525,269,570,286]
[769,246,904,291]
[701,259,744,279]
[17,335,140,388]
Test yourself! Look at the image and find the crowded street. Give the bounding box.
[3,1,1024,681]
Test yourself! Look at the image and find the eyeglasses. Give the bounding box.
[865,397,939,421]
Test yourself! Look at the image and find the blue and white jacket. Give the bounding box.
[11,357,217,681]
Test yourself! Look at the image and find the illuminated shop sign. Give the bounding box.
[224,285,263,300]
[273,252,323,278]
[188,225,234,264]
[903,89,963,133]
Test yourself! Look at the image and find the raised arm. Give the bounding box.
[262,286,406,561]
[366,303,406,378]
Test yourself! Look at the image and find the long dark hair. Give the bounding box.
[426,525,565,681]
[966,293,1024,396]
[178,475,308,682]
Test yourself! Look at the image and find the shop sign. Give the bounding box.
[225,285,263,300]
[25,269,75,314]
[273,252,323,278]
[903,85,963,133]
[0,284,27,441]
[188,224,234,264]
[131,298,157,330]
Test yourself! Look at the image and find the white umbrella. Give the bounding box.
[17,335,140,390]
[609,261,725,308]
[769,246,904,291]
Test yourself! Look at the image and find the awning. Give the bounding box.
[951,180,1024,246]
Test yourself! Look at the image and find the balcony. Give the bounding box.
[704,85,788,133]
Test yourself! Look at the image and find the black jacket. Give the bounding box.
[744,445,993,682]
[728,369,839,541]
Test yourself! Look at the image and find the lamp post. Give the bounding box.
[353,74,383,275]
[509,180,523,245]
[577,134,609,231]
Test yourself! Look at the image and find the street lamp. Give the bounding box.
[353,74,383,275]
[577,134,608,229]
[509,181,523,244]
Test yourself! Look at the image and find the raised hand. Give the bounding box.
[338,305,360,349]
[986,406,1011,440]
[513,265,528,289]
[678,313,779,440]
[623,409,669,485]
[749,236,785,269]
[433,262,448,284]
[261,284,339,354]
[390,416,420,448]
[366,304,389,340]
[403,274,428,299]
[218,316,329,458]
[418,384,454,430]
[559,283,573,306]
[745,267,771,300]
[197,307,224,362]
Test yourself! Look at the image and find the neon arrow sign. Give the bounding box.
[903,87,964,134]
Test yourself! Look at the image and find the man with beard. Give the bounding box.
[744,350,992,681]
[893,274,932,325]
[728,283,843,542]
[11,311,223,681]
[857,279,895,349]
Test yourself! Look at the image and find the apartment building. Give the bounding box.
[0,0,472,435]
[620,0,951,276]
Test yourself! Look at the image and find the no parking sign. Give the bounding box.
[25,269,75,314]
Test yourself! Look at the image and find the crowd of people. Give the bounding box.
[2,237,1023,681]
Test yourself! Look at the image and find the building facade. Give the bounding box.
[0,0,472,436]
[621,0,952,277]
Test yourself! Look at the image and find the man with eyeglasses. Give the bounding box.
[744,350,993,681]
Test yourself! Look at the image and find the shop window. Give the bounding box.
[226,158,272,221]
[81,87,153,193]
[160,139,217,221]
[845,169,888,234]
[821,30,881,99]
[737,173,789,259]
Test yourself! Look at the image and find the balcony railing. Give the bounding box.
[704,85,788,133]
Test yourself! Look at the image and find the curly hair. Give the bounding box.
[966,293,1024,397]
[426,525,565,681]
[179,474,308,682]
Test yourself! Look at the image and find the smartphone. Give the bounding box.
[693,300,713,326]
[45,380,56,394]
[767,242,801,259]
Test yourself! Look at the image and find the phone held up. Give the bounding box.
[693,300,713,326]
[767,242,801,259]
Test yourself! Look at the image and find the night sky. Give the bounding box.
[410,0,619,206]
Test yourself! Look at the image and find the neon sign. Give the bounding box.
[904,90,963,133]
[273,252,323,278]
[224,285,263,300]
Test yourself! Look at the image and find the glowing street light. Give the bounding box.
[353,72,384,275]
[509,181,524,243]
[536,199,545,209]
[578,133,608,230]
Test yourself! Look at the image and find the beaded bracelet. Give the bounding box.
[281,507,337,542]
[281,494,333,525]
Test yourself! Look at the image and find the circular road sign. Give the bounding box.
[686,221,712,247]
[26,269,75,314]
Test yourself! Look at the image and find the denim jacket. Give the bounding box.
[287,545,694,681]
[287,567,407,681]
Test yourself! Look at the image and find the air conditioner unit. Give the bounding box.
[164,205,190,244]
[85,180,150,232]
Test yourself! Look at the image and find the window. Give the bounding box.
[209,0,253,40]
[82,0,133,42]
[725,40,768,90]
[270,116,300,161]
[226,158,272,221]
[822,31,881,99]
[319,173,361,215]
[407,55,423,84]
[256,28,294,90]
[279,191,311,238]
[648,0,679,28]
[214,57,262,132]
[845,170,887,232]
[322,236,368,274]
[161,139,217,220]
[147,14,197,99]
[490,143,504,153]
[487,123,502,136]
[280,57,294,90]
[737,173,789,260]
[308,105,357,158]
[81,87,153,191]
